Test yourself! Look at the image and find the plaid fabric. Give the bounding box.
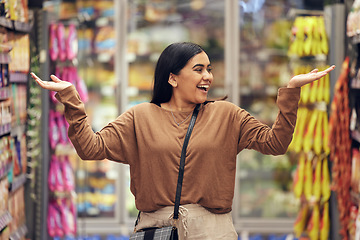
[130,226,175,240]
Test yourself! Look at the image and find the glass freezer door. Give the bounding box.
[234,0,301,234]
[123,0,226,220]
[75,0,122,234]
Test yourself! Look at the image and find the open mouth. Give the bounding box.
[197,85,209,92]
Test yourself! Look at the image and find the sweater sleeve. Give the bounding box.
[237,87,300,155]
[55,85,134,163]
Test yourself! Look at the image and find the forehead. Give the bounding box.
[186,51,210,66]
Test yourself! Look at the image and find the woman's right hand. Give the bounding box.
[30,72,72,92]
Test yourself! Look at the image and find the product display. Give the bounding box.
[46,20,84,239]
[286,13,332,240]
[0,0,356,239]
[329,57,353,239]
[0,1,31,239]
[288,16,328,57]
[237,1,298,223]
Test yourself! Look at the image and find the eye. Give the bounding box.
[194,68,202,72]
[207,67,212,73]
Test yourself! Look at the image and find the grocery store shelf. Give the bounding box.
[0,53,11,64]
[0,211,12,231]
[9,72,28,83]
[0,17,33,33]
[0,123,11,137]
[0,86,11,100]
[10,174,26,193]
[0,17,13,29]
[0,162,11,180]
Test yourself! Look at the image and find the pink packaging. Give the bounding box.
[49,23,59,61]
[72,67,88,102]
[57,23,67,62]
[66,24,78,61]
[60,199,76,236]
[48,156,57,192]
[55,111,68,145]
[49,110,60,149]
[60,156,75,191]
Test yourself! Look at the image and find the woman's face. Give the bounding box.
[172,51,213,105]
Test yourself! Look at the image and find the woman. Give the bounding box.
[31,42,335,239]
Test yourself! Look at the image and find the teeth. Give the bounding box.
[197,85,209,88]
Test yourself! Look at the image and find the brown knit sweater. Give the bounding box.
[55,85,300,214]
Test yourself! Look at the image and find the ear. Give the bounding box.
[168,73,177,87]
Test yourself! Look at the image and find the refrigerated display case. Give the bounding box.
[120,0,302,235]
[123,0,226,221]
[75,0,228,235]
[233,1,300,234]
[75,0,123,234]
[60,0,336,237]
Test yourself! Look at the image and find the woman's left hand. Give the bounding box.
[287,65,335,88]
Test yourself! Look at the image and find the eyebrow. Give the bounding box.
[192,64,212,69]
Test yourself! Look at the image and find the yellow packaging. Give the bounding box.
[321,157,331,202]
[304,155,313,201]
[314,110,323,155]
[316,72,324,102]
[293,152,306,198]
[307,204,320,240]
[303,17,313,56]
[309,78,319,104]
[303,110,318,152]
[301,67,311,104]
[311,17,321,55]
[289,107,305,152]
[318,17,329,55]
[294,204,309,237]
[324,70,330,104]
[294,108,309,153]
[288,17,304,56]
[313,158,322,201]
[322,111,330,154]
[320,202,330,240]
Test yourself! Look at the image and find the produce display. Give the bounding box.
[287,14,332,240]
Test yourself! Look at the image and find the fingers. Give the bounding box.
[30,72,46,88]
[50,75,61,83]
[316,65,335,78]
[30,72,38,79]
[324,65,336,73]
[30,72,55,90]
[310,69,319,73]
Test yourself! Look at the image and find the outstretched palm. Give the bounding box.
[30,72,72,92]
[288,65,335,88]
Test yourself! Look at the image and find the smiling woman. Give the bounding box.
[31,41,334,240]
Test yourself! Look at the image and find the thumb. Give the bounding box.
[50,75,62,82]
[310,69,319,73]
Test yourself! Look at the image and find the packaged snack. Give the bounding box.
[57,23,66,62]
[66,24,78,60]
[49,23,59,61]
[320,202,330,240]
[307,204,320,240]
[49,110,60,149]
[60,156,75,191]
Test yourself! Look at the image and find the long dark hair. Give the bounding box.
[150,42,204,104]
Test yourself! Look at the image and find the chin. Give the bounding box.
[195,97,207,104]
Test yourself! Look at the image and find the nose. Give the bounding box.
[203,71,213,82]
